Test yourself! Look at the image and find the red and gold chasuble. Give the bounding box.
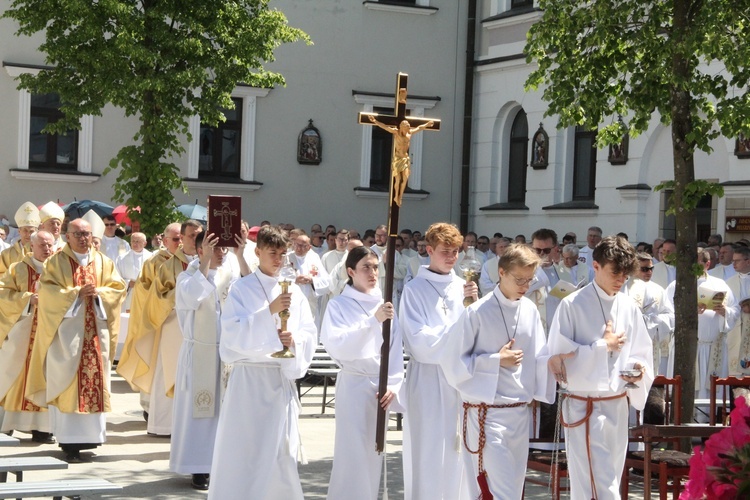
[69,256,105,413]
[2,264,43,413]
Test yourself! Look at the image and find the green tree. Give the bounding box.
[3,0,309,235]
[525,0,747,420]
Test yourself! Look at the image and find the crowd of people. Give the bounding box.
[0,200,748,499]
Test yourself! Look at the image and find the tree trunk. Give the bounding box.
[670,0,699,437]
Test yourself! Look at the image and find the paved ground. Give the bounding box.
[0,371,647,499]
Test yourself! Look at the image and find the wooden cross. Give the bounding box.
[358,72,440,453]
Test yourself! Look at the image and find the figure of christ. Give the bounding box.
[367,115,434,207]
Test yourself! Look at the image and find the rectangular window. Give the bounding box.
[199,97,242,179]
[572,126,597,201]
[511,0,533,7]
[29,93,78,170]
[660,188,715,241]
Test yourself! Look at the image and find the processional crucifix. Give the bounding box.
[358,72,440,453]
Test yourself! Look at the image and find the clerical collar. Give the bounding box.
[72,250,90,265]
[31,256,44,272]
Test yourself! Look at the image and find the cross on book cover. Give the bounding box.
[207,195,241,247]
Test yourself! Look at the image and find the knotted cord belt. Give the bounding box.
[560,392,627,500]
[462,401,528,475]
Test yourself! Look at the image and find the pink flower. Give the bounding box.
[681,396,750,499]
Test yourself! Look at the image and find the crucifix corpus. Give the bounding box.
[358,72,440,453]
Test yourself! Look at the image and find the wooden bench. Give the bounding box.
[0,478,121,499]
[0,457,68,483]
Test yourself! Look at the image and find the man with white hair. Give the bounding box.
[0,202,40,274]
[25,218,126,460]
[0,230,56,442]
[289,234,331,331]
[558,243,594,287]
[116,232,152,312]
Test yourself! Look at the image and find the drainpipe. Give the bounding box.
[459,0,477,233]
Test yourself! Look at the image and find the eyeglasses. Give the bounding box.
[507,271,538,286]
[104,223,117,227]
[169,237,181,243]
[640,266,654,272]
[68,231,92,239]
[532,247,553,255]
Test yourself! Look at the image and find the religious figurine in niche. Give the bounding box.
[530,123,549,168]
[735,134,750,159]
[534,136,545,164]
[367,115,434,207]
[297,119,322,165]
[608,136,629,164]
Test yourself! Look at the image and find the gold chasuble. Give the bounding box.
[0,257,43,412]
[25,246,125,413]
[117,248,188,396]
[116,248,171,386]
[0,241,31,275]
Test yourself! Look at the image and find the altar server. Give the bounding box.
[443,243,555,498]
[210,226,316,499]
[321,246,403,500]
[547,235,654,499]
[399,222,476,500]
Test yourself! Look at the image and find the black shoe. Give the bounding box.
[191,473,209,490]
[64,450,82,463]
[143,411,149,423]
[31,431,55,444]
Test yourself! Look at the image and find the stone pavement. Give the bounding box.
[0,371,646,498]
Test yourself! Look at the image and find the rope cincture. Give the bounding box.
[559,392,628,500]
[461,401,528,476]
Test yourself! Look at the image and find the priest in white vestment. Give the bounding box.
[443,244,555,498]
[399,222,476,500]
[725,247,750,375]
[665,249,738,398]
[289,234,331,332]
[0,231,55,441]
[622,254,674,376]
[321,246,404,500]
[547,235,654,500]
[210,226,316,499]
[477,237,510,296]
[101,215,130,263]
[171,232,234,490]
[115,232,152,312]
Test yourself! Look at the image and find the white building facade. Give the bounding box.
[0,0,468,234]
[470,1,750,244]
